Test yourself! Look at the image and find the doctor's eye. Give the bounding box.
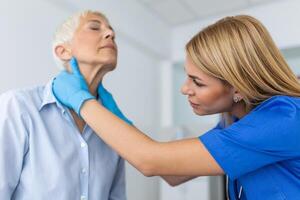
[192,79,205,87]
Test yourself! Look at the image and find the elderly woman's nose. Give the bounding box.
[104,28,115,39]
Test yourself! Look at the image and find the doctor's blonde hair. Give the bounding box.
[185,15,300,125]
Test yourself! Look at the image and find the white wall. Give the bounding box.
[172,0,300,62]
[0,1,171,200]
[0,0,66,92]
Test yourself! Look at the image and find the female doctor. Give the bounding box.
[53,15,300,199]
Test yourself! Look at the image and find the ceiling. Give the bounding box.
[138,0,279,26]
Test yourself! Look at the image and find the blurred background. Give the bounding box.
[1,0,300,199]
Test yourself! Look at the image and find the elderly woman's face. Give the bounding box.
[70,13,117,69]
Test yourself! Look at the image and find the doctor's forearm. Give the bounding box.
[161,175,198,186]
[80,99,163,176]
[80,100,224,177]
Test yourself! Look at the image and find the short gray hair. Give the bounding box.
[52,10,107,69]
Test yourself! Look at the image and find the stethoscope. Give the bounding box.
[226,176,243,200]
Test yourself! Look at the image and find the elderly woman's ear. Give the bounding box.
[54,44,72,63]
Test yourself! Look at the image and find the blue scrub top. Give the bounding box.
[199,95,300,200]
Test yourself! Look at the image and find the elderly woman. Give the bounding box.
[53,15,300,199]
[0,10,128,200]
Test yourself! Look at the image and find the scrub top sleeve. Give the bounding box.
[200,97,300,179]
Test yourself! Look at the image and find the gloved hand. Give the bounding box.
[98,83,133,125]
[53,57,133,125]
[52,57,95,116]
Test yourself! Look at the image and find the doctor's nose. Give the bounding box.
[181,80,195,96]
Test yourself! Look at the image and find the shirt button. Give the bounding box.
[80,195,86,200]
[81,168,87,174]
[80,142,86,148]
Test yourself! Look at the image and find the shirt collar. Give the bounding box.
[39,78,102,112]
[39,78,67,112]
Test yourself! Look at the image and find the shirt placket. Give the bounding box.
[79,137,89,200]
[62,110,90,200]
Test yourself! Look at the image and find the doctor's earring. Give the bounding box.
[233,96,241,103]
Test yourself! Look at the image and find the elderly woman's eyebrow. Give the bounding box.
[87,19,114,31]
[88,19,101,24]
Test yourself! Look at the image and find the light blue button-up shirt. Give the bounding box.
[0,80,126,200]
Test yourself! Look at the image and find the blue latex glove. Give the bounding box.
[98,83,133,125]
[52,57,95,116]
[53,57,133,125]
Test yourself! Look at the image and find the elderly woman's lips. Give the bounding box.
[100,45,116,50]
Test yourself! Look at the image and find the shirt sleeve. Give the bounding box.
[200,96,300,179]
[109,158,127,200]
[0,92,29,198]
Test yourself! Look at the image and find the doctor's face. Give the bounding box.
[181,55,235,116]
[70,13,117,70]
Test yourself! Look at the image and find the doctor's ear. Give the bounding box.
[54,44,72,62]
[231,88,243,103]
[233,92,243,103]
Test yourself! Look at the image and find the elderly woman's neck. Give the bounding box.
[81,66,109,98]
[66,63,110,98]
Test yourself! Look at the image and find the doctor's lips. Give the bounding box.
[189,100,199,108]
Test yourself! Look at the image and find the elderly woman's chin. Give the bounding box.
[100,57,117,70]
[97,52,117,64]
[95,59,117,72]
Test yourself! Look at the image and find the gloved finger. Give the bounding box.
[70,57,82,77]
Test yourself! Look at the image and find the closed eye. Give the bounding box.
[88,21,101,31]
[90,26,100,31]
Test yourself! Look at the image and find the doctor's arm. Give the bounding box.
[98,82,198,186]
[52,58,224,178]
[161,176,198,186]
[81,99,223,177]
